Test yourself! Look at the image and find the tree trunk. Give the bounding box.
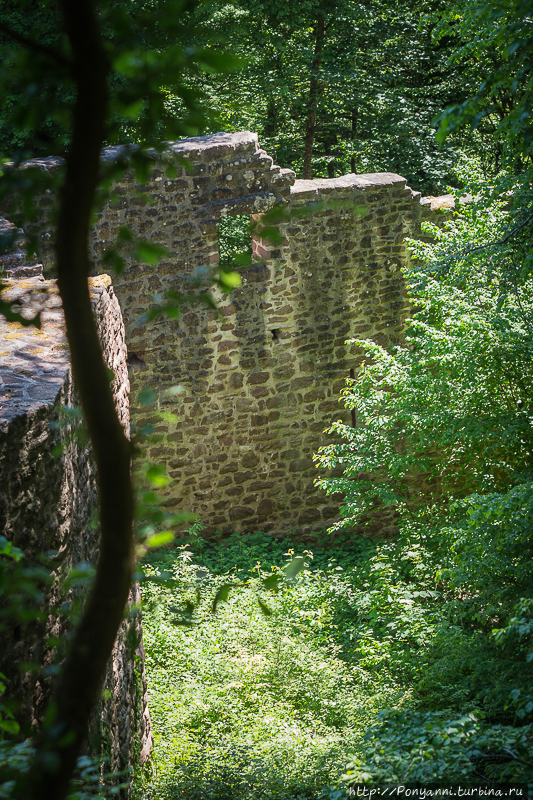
[23,1,135,798]
[350,108,358,173]
[302,13,325,180]
[265,98,278,137]
[323,135,336,178]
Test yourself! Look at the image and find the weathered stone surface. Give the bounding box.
[0,275,152,782]
[1,132,451,541]
[72,136,424,536]
[0,217,42,279]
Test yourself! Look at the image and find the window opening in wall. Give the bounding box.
[349,368,356,427]
[271,329,281,343]
[218,215,252,270]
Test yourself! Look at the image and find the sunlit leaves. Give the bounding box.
[432,0,533,162]
[137,535,383,798]
[283,556,306,580]
[211,582,237,613]
[217,267,242,289]
[145,531,175,549]
[145,465,170,488]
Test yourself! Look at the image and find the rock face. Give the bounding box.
[0,274,152,779]
[3,131,433,536]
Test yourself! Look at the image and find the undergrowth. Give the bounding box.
[133,532,409,799]
[134,526,533,799]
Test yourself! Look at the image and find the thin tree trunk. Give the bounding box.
[323,135,336,178]
[302,13,325,180]
[265,98,278,137]
[23,1,135,798]
[350,108,358,173]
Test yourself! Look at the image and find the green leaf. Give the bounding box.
[146,531,174,548]
[262,574,281,591]
[257,597,273,616]
[145,465,169,487]
[218,269,242,289]
[159,411,180,423]
[135,240,169,266]
[138,388,157,406]
[0,718,20,734]
[211,583,235,613]
[283,556,305,579]
[102,248,126,275]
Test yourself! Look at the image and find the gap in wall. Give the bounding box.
[218,214,252,270]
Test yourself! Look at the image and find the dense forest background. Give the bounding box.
[0,0,527,192]
[0,0,532,797]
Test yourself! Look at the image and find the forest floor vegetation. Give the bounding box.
[134,522,532,799]
[134,174,533,798]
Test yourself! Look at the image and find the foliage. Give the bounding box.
[0,743,129,800]
[218,215,252,272]
[134,535,407,800]
[0,0,236,159]
[0,0,505,192]
[316,193,533,525]
[314,168,533,788]
[135,503,533,796]
[175,0,504,191]
[342,710,533,787]
[433,0,533,166]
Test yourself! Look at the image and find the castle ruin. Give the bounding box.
[0,130,436,775]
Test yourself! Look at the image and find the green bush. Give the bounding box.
[134,538,406,799]
[315,175,533,788]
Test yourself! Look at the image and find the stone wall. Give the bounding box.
[135,169,422,535]
[0,274,152,777]
[0,129,451,787]
[92,135,422,535]
[2,131,428,537]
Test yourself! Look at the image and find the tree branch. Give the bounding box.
[0,19,70,67]
[501,748,533,769]
[423,208,533,273]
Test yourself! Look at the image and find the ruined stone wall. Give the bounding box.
[0,274,152,776]
[90,137,422,535]
[139,170,422,535]
[2,132,427,537]
[233,173,421,533]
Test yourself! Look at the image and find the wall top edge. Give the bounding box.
[0,275,114,427]
[3,132,262,172]
[291,172,408,196]
[165,130,259,154]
